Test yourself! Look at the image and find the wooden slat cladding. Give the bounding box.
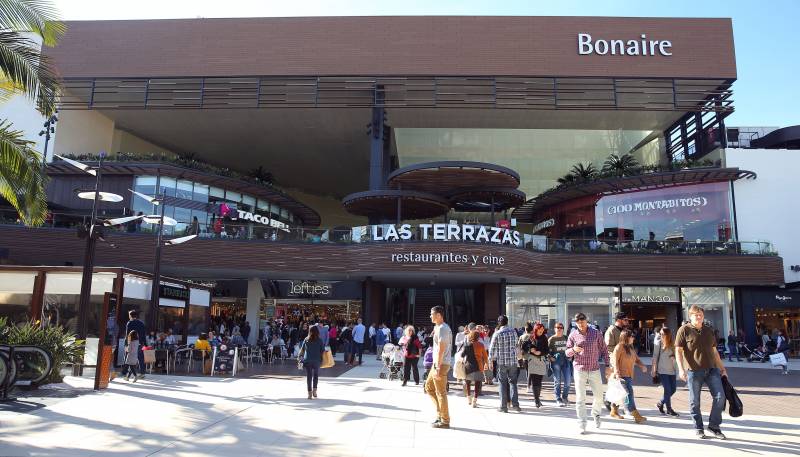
[47,17,736,80]
[0,226,783,286]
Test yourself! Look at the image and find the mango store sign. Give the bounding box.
[372,223,521,246]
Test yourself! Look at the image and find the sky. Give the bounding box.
[51,0,800,127]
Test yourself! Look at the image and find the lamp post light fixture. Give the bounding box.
[38,112,58,173]
[55,153,123,375]
[128,189,195,330]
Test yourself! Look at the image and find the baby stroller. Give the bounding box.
[378,343,403,380]
[743,344,771,363]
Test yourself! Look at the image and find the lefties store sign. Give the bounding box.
[372,223,521,246]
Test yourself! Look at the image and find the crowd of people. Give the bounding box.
[380,306,738,438]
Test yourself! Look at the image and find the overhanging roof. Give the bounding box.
[46,160,322,226]
[513,167,756,222]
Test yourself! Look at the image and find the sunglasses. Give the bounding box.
[556,326,564,329]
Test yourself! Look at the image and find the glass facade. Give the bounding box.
[132,175,297,235]
[534,181,734,243]
[0,272,36,324]
[681,287,734,338]
[506,285,618,330]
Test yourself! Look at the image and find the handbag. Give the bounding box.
[769,352,788,367]
[652,345,662,384]
[546,361,553,379]
[722,375,743,417]
[605,378,628,405]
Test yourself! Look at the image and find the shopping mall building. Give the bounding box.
[0,16,797,355]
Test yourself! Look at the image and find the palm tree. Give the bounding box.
[0,0,64,225]
[556,173,575,185]
[569,162,599,182]
[601,153,639,177]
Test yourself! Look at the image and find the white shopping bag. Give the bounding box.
[769,352,788,367]
[605,378,628,405]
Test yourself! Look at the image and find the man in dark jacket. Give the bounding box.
[125,310,147,378]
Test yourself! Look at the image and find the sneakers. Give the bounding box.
[579,423,587,435]
[696,429,708,439]
[708,428,727,440]
[666,408,680,417]
[512,405,522,413]
[497,407,508,413]
[656,402,665,415]
[556,398,565,407]
[432,421,450,429]
[131,376,138,383]
[594,415,602,429]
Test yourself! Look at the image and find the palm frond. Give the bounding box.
[0,119,47,225]
[0,30,60,114]
[0,0,65,46]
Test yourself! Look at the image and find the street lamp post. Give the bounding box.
[149,194,166,330]
[38,113,57,174]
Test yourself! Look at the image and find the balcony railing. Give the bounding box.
[0,210,777,256]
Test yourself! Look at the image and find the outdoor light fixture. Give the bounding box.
[142,215,177,226]
[77,191,124,202]
[165,234,197,246]
[54,154,96,176]
[129,189,159,205]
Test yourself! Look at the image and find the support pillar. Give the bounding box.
[245,279,264,345]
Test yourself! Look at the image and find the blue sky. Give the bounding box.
[54,0,800,127]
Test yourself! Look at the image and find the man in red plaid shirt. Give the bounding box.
[566,312,611,434]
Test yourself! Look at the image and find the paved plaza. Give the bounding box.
[1,356,798,457]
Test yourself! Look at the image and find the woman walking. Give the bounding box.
[400,325,423,386]
[651,327,679,416]
[123,330,140,382]
[522,323,549,407]
[548,322,572,406]
[298,325,325,399]
[612,329,648,423]
[462,330,488,407]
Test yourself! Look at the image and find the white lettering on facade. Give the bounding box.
[607,196,708,215]
[578,33,672,56]
[289,281,332,296]
[391,251,505,266]
[373,223,521,246]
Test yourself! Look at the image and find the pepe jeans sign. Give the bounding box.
[607,196,708,215]
[372,224,521,246]
[578,33,673,56]
[776,295,792,302]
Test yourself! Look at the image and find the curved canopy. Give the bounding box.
[341,190,450,220]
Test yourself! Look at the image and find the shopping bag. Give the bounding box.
[321,349,335,368]
[453,356,466,379]
[769,352,787,367]
[142,349,156,364]
[605,378,628,405]
[722,376,743,417]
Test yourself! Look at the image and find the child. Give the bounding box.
[124,330,140,382]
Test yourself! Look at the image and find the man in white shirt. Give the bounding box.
[368,323,377,353]
[352,318,366,365]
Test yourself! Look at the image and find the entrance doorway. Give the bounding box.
[622,302,681,355]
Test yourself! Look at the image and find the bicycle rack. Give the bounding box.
[0,346,16,402]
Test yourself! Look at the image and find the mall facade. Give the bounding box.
[0,16,795,354]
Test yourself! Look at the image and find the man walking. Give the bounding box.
[566,312,610,434]
[425,306,452,429]
[676,305,728,440]
[489,315,522,413]
[368,322,377,354]
[352,318,366,365]
[125,310,147,378]
[604,312,628,418]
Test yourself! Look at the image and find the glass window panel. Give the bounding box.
[158,177,176,197]
[280,208,288,219]
[681,287,732,337]
[176,180,193,200]
[0,292,32,324]
[243,195,256,207]
[193,183,209,203]
[187,305,207,337]
[270,205,281,217]
[134,176,157,197]
[225,190,241,203]
[173,207,191,235]
[209,186,225,198]
[257,199,270,211]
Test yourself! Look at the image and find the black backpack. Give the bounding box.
[406,335,420,356]
[462,342,479,374]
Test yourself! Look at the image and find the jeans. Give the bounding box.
[496,364,520,409]
[304,361,320,391]
[425,364,450,424]
[552,359,573,401]
[354,341,363,364]
[660,373,677,408]
[574,369,604,425]
[687,368,725,431]
[403,357,420,384]
[727,344,741,361]
[621,376,637,412]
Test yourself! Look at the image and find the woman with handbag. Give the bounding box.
[462,330,488,408]
[298,325,325,399]
[651,327,680,416]
[524,323,549,408]
[612,329,648,423]
[399,325,422,386]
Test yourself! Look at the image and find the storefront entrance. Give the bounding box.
[622,302,681,355]
[266,299,362,325]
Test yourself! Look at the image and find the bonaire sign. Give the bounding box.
[372,223,521,246]
[577,33,673,56]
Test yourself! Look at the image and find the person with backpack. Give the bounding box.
[400,325,423,386]
[462,330,489,408]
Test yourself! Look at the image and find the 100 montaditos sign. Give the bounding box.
[371,223,521,246]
